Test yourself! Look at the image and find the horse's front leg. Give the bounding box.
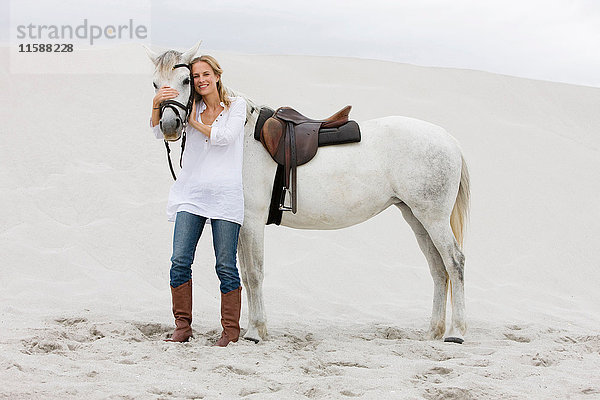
[237,220,268,342]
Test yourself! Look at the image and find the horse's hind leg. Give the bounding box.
[413,210,467,343]
[397,203,448,339]
[237,220,268,342]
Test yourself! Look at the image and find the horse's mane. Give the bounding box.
[226,87,261,126]
[155,50,183,80]
[228,88,258,109]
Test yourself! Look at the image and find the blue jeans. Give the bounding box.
[170,211,241,293]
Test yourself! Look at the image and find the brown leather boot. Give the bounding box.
[214,286,242,347]
[165,279,193,342]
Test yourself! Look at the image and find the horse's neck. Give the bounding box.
[231,91,269,159]
[243,110,264,158]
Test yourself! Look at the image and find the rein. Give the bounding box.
[161,63,194,181]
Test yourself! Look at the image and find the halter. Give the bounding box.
[161,63,194,180]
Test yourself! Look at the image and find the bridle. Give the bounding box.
[160,63,194,181]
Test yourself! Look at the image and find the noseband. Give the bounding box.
[161,63,194,181]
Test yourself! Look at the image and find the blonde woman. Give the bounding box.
[151,55,246,346]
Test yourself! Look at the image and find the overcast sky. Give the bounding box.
[3,0,600,87]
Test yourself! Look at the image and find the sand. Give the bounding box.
[1,44,599,399]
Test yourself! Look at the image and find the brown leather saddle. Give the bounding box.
[259,105,354,213]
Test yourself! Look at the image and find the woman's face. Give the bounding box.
[192,61,219,97]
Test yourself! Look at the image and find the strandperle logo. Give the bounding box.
[16,19,148,45]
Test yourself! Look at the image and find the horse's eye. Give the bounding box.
[183,78,190,85]
[153,82,158,89]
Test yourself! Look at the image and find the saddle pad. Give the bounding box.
[254,106,275,141]
[254,106,361,146]
[317,121,361,146]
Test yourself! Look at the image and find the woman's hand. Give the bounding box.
[152,86,179,108]
[187,97,211,138]
[188,97,197,124]
[151,86,179,127]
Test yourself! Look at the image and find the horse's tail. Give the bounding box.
[450,154,470,248]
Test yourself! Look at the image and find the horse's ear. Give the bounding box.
[143,44,159,65]
[181,41,202,64]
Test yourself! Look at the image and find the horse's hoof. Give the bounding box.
[244,336,259,344]
[444,337,464,344]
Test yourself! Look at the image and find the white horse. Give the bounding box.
[146,43,471,344]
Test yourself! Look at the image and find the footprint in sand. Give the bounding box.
[413,366,453,384]
[340,389,362,397]
[212,364,254,376]
[325,361,369,369]
[132,322,173,339]
[20,339,64,355]
[503,332,531,343]
[530,352,555,367]
[424,387,474,400]
[582,388,600,395]
[55,317,88,326]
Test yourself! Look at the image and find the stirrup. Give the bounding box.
[279,188,292,211]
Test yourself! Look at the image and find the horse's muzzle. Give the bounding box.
[163,133,181,142]
[160,119,183,142]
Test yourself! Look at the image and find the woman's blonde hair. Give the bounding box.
[190,55,231,108]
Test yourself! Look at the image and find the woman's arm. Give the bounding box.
[187,98,212,137]
[150,107,161,128]
[150,86,179,139]
[208,98,247,146]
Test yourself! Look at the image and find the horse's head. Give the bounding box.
[145,41,201,141]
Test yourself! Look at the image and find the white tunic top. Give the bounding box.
[152,96,246,225]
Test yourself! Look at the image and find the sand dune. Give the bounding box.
[1,44,599,399]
